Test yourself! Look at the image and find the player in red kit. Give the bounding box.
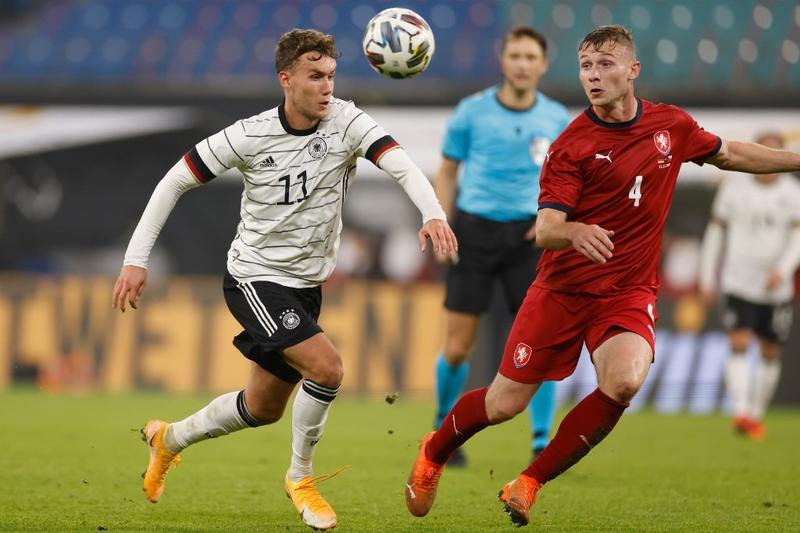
[404,25,800,527]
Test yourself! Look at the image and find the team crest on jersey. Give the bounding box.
[653,130,671,156]
[513,342,533,368]
[280,309,300,330]
[308,137,328,160]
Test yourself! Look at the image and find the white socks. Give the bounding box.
[750,358,781,421]
[157,380,341,479]
[288,380,340,482]
[725,353,749,417]
[164,390,260,453]
[726,352,782,422]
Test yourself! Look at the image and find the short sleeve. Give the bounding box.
[680,110,722,166]
[441,99,471,161]
[342,105,398,165]
[187,120,253,183]
[538,145,582,213]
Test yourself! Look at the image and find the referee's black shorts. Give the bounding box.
[445,210,541,315]
[223,272,323,384]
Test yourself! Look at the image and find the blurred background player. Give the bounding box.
[431,26,570,466]
[699,131,800,440]
[405,24,800,527]
[112,29,456,531]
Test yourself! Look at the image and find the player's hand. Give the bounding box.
[765,269,783,291]
[570,223,614,264]
[434,250,455,265]
[112,265,148,312]
[524,220,537,242]
[700,289,716,308]
[419,219,458,258]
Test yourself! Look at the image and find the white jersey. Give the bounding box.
[187,98,403,288]
[712,174,800,303]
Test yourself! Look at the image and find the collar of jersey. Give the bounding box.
[494,87,539,113]
[279,101,320,136]
[584,98,643,129]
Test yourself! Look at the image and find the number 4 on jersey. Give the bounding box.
[628,175,643,206]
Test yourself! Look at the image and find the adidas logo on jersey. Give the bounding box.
[257,155,277,168]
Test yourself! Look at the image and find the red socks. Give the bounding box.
[426,387,491,464]
[525,388,628,483]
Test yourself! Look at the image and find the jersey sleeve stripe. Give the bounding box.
[365,135,399,164]
[224,128,246,162]
[695,135,723,164]
[183,147,216,183]
[342,111,365,140]
[538,202,573,213]
[206,138,230,169]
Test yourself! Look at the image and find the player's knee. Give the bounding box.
[444,338,472,364]
[760,345,781,360]
[610,378,642,403]
[308,356,343,389]
[485,395,526,423]
[729,331,751,352]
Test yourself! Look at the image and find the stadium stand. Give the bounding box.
[0,1,797,105]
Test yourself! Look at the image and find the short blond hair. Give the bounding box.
[578,25,635,56]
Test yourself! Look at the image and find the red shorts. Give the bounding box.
[499,285,658,383]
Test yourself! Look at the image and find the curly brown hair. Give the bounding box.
[578,24,635,56]
[274,29,339,73]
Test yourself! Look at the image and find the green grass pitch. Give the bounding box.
[1,388,798,532]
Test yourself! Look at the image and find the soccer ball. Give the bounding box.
[362,8,435,79]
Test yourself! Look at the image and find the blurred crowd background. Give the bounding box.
[1,1,799,410]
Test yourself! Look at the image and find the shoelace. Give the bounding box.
[293,466,349,511]
[417,463,442,491]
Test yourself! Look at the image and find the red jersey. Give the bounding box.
[536,99,720,295]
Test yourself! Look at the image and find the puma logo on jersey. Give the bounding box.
[594,150,613,163]
[257,155,277,168]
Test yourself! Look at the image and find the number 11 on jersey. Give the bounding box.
[628,175,643,206]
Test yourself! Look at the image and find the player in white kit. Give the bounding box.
[112,29,457,530]
[700,131,800,440]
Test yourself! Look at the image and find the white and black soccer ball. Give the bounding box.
[362,7,435,79]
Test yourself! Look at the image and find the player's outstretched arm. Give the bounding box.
[377,147,458,258]
[707,140,800,174]
[112,159,201,312]
[536,208,614,264]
